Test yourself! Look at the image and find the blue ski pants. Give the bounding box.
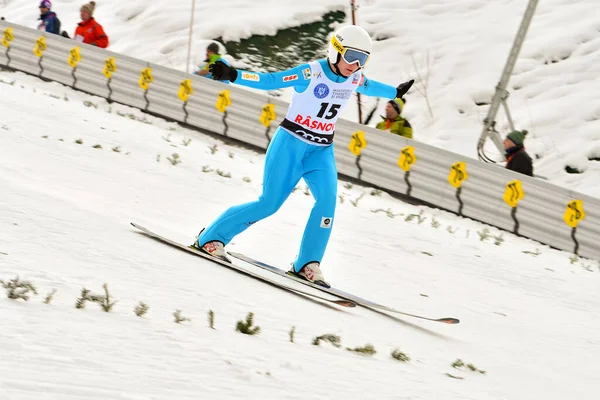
[198,127,338,271]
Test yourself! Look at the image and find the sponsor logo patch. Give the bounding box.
[302,68,311,80]
[313,71,322,79]
[283,74,298,82]
[332,34,345,53]
[294,114,335,132]
[320,217,333,228]
[332,89,353,100]
[241,72,260,82]
[313,83,330,99]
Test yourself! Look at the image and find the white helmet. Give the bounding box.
[328,25,373,68]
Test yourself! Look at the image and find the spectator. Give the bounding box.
[195,42,223,78]
[504,129,533,177]
[74,1,109,48]
[37,0,61,35]
[375,98,413,139]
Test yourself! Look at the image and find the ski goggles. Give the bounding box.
[331,35,370,67]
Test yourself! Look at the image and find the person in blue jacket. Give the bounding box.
[193,25,414,287]
[37,0,61,35]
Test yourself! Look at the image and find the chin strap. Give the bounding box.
[332,63,343,76]
[329,54,344,76]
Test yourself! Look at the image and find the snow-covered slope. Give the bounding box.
[2,0,599,197]
[1,69,600,399]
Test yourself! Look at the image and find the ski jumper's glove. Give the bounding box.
[396,79,414,98]
[209,61,238,82]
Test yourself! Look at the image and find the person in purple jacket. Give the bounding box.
[194,25,414,287]
[37,0,61,35]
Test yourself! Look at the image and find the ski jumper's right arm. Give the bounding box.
[214,62,314,92]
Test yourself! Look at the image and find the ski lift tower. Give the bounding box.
[477,0,539,163]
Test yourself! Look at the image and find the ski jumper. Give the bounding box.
[198,59,396,271]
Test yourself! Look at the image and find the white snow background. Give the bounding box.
[1,0,600,399]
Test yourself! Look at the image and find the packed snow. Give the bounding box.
[1,65,600,399]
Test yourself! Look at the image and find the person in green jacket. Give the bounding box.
[375,97,413,139]
[195,42,222,78]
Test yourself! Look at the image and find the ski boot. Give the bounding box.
[289,262,330,288]
[191,229,231,263]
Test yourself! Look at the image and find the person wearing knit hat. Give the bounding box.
[504,129,533,177]
[80,2,95,16]
[375,97,413,139]
[195,42,224,78]
[74,1,109,48]
[37,0,61,35]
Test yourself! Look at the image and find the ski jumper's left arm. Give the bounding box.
[356,76,397,99]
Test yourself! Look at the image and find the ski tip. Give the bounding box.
[438,317,460,324]
[334,300,357,308]
[130,222,147,231]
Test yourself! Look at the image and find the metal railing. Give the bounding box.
[2,20,598,260]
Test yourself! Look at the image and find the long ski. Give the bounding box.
[130,223,356,308]
[229,252,459,325]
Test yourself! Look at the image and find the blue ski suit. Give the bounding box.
[198,58,397,271]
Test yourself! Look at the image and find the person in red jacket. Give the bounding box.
[74,2,109,48]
